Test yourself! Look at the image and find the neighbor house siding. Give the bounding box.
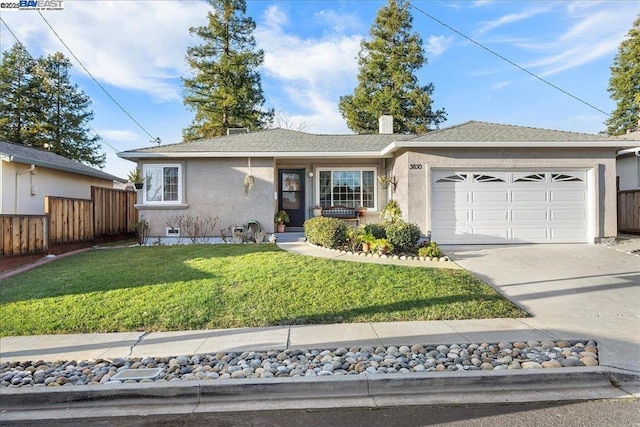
[136,157,276,236]
[1,160,115,215]
[391,147,618,241]
[617,154,639,191]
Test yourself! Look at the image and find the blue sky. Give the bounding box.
[1,0,639,179]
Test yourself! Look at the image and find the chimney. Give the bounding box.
[378,113,393,135]
[227,128,249,135]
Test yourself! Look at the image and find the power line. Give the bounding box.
[408,2,612,118]
[0,17,121,155]
[37,11,161,142]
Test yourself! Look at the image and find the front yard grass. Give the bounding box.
[0,245,526,336]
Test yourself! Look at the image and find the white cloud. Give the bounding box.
[425,35,454,57]
[97,129,140,143]
[491,81,511,90]
[476,5,555,35]
[522,7,639,76]
[1,1,210,101]
[256,5,361,132]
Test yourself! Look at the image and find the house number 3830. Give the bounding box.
[409,164,422,170]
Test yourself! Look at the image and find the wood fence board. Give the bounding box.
[618,190,640,233]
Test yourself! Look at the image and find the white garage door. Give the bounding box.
[431,171,588,244]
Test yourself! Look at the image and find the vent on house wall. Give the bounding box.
[166,227,180,237]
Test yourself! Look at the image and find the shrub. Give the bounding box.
[385,221,421,253]
[304,217,348,248]
[380,200,402,223]
[345,227,363,252]
[418,241,443,258]
[363,223,386,239]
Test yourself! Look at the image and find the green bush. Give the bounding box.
[418,241,443,258]
[363,223,386,239]
[385,221,421,253]
[380,200,402,223]
[304,217,348,249]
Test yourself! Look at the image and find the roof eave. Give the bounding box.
[118,151,392,160]
[2,154,126,183]
[383,140,637,154]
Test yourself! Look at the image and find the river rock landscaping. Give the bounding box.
[0,340,598,388]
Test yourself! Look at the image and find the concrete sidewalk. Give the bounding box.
[1,236,639,423]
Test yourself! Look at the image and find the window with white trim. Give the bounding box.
[317,168,376,209]
[143,164,182,204]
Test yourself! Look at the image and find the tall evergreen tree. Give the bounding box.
[37,52,104,167]
[0,43,43,147]
[606,14,640,135]
[0,45,104,167]
[183,0,273,140]
[339,0,446,134]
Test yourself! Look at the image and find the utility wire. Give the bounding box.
[408,2,612,118]
[37,11,161,142]
[0,17,121,155]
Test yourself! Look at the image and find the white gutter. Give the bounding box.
[118,151,390,160]
[617,147,640,156]
[381,140,638,156]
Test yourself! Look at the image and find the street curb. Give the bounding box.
[1,367,637,422]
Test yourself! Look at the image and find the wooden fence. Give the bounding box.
[0,215,47,257]
[45,196,94,245]
[618,190,640,234]
[93,187,138,238]
[1,187,137,260]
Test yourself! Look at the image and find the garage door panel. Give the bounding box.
[473,210,509,221]
[551,228,587,240]
[512,228,549,240]
[432,170,588,244]
[472,191,509,202]
[550,191,586,202]
[511,209,548,221]
[512,191,548,202]
[471,228,510,240]
[551,209,586,220]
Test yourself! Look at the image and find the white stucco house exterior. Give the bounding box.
[1,140,125,215]
[118,119,635,244]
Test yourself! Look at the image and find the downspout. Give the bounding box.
[15,164,36,214]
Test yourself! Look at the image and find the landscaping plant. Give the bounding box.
[385,220,421,253]
[304,217,348,248]
[418,241,443,259]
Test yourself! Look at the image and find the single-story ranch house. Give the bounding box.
[118,118,635,244]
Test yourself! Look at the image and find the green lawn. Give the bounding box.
[0,245,526,336]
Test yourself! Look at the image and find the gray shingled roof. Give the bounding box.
[119,121,621,158]
[125,128,417,154]
[0,140,125,182]
[411,121,617,142]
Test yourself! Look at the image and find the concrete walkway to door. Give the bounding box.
[444,244,640,374]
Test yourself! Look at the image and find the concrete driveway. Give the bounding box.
[444,244,640,373]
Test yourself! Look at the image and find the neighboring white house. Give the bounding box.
[118,119,636,244]
[616,129,640,191]
[1,140,125,215]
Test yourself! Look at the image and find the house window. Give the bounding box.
[318,169,376,209]
[143,164,182,204]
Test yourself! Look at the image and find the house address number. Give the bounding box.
[409,164,423,170]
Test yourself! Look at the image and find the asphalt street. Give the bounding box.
[3,398,638,426]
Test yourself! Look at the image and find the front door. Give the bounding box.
[278,169,305,227]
